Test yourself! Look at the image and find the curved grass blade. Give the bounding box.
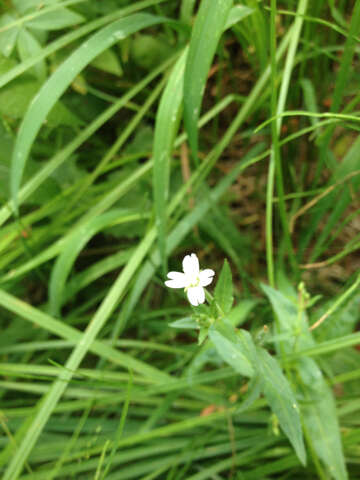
[49,209,126,317]
[183,0,233,162]
[0,52,170,229]
[10,12,172,213]
[153,48,187,275]
[224,4,254,30]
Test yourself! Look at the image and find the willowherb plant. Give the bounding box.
[167,255,307,465]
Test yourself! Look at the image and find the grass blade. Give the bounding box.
[183,0,233,162]
[153,49,187,275]
[49,209,127,316]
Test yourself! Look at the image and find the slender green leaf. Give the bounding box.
[209,323,255,378]
[0,13,19,57]
[49,209,126,316]
[17,28,46,81]
[153,48,187,274]
[26,7,85,30]
[262,284,348,478]
[261,283,310,353]
[169,317,199,329]
[183,0,233,161]
[257,347,306,465]
[214,259,233,314]
[299,358,348,480]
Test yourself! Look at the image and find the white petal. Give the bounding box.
[165,272,187,288]
[199,269,215,287]
[182,253,199,276]
[187,286,205,306]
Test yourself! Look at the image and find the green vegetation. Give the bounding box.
[0,0,359,478]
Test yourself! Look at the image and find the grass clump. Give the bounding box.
[0,1,359,479]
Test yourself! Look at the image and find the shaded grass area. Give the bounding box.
[0,0,359,479]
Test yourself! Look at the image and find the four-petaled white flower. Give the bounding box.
[165,253,215,306]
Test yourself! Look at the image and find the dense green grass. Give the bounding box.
[0,0,359,478]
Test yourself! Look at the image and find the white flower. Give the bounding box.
[165,253,215,306]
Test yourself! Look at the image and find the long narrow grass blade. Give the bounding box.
[183,0,233,162]
[153,49,187,275]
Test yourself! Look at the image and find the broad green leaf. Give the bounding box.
[10,12,173,212]
[209,323,255,378]
[312,293,360,342]
[49,209,127,316]
[153,49,187,274]
[187,298,259,377]
[0,56,41,119]
[236,375,262,413]
[214,259,233,314]
[169,317,198,330]
[261,283,310,353]
[183,0,233,161]
[26,8,85,30]
[0,13,19,57]
[0,56,81,125]
[257,347,306,466]
[226,299,259,327]
[131,33,175,70]
[0,122,60,205]
[13,0,58,14]
[298,357,348,480]
[91,48,123,76]
[17,28,46,81]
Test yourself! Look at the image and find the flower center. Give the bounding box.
[185,275,200,290]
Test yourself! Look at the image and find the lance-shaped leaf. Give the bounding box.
[262,283,347,478]
[209,322,255,378]
[257,347,306,466]
[214,259,233,314]
[299,357,348,480]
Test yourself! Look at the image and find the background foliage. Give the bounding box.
[0,0,359,478]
